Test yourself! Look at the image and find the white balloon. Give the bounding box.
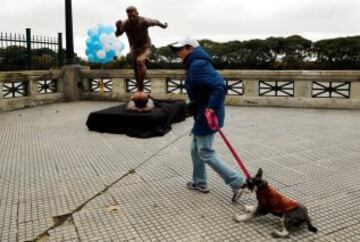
[100,33,110,44]
[96,50,106,59]
[109,35,117,42]
[115,50,122,57]
[103,44,111,52]
[112,44,119,51]
[117,42,124,51]
[114,42,123,51]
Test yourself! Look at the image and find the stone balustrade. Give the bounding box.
[0,70,63,111]
[81,69,360,109]
[1,67,360,111]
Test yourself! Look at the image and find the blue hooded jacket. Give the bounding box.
[184,47,226,136]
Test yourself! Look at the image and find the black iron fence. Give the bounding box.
[0,28,63,71]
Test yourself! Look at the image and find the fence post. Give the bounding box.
[26,28,32,70]
[58,32,63,67]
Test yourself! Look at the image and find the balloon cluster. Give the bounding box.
[85,24,125,64]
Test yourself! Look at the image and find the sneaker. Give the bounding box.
[231,188,243,203]
[186,182,210,193]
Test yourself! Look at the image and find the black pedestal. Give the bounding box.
[86,99,188,138]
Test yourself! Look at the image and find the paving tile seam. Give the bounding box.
[29,129,191,242]
[16,200,19,242]
[310,222,360,241]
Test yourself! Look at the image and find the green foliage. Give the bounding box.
[2,35,360,71]
[314,36,360,69]
[0,46,63,70]
[138,35,359,70]
[0,46,27,71]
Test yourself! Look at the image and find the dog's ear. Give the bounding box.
[256,168,263,178]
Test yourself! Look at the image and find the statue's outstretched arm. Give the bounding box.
[145,18,167,29]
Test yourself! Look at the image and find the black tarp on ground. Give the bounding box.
[86,99,189,138]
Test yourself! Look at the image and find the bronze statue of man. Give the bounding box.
[115,6,167,111]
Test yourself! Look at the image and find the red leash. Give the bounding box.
[217,129,251,179]
[205,110,251,179]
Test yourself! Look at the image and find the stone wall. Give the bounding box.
[0,70,64,111]
[2,68,360,111]
[81,69,360,109]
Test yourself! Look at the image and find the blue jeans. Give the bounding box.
[191,133,244,190]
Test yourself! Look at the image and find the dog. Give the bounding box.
[233,168,318,238]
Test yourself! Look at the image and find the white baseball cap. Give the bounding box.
[170,36,199,49]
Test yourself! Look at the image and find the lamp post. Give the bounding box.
[62,0,82,101]
[65,0,75,64]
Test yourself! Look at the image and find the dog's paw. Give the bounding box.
[244,205,257,213]
[271,230,290,238]
[271,231,280,238]
[233,214,248,223]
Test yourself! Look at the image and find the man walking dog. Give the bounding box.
[170,37,244,202]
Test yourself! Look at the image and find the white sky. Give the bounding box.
[1,0,359,58]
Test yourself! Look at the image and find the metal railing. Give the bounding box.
[0,28,63,71]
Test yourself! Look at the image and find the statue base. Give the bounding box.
[126,91,155,112]
[126,98,155,112]
[86,99,188,138]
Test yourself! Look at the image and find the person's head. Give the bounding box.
[170,37,200,61]
[126,6,139,23]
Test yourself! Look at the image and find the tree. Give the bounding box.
[314,36,360,69]
[270,35,312,69]
[0,46,27,70]
[78,35,360,70]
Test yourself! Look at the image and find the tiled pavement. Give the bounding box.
[0,101,360,242]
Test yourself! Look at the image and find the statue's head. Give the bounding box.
[126,6,139,23]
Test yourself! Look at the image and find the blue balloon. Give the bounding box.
[98,24,114,35]
[87,54,96,62]
[90,34,100,43]
[104,26,115,34]
[85,39,92,47]
[85,48,91,56]
[87,27,98,37]
[105,49,116,60]
[91,41,102,51]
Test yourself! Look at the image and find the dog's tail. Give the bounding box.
[307,221,318,233]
